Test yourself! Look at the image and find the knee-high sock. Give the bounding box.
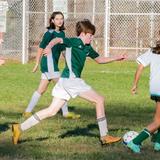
[133,128,151,145]
[20,114,41,131]
[97,117,108,137]
[61,102,69,116]
[25,91,41,112]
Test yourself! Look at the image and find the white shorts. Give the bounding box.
[41,72,60,81]
[52,78,92,101]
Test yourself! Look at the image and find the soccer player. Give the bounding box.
[23,11,80,119]
[12,19,126,145]
[127,41,160,153]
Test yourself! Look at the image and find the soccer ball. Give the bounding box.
[123,131,139,145]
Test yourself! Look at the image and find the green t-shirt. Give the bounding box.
[39,29,65,73]
[61,37,99,78]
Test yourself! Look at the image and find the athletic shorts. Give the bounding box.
[52,78,92,101]
[41,72,60,81]
[151,95,160,102]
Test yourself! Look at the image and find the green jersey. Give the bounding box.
[39,29,65,73]
[61,37,99,78]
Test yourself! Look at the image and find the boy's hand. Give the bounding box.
[115,54,127,61]
[43,47,51,56]
[32,63,39,73]
[131,85,137,95]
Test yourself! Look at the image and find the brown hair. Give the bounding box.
[152,41,160,54]
[47,11,65,31]
[76,19,96,36]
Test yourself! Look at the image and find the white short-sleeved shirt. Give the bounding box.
[137,49,160,96]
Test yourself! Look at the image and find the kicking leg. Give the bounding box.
[79,89,121,144]
[13,97,66,144]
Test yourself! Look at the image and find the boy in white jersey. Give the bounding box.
[12,19,126,145]
[126,41,160,153]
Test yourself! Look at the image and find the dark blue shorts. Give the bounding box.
[151,95,160,102]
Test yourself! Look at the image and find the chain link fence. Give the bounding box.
[1,0,160,62]
[108,0,160,59]
[26,0,105,63]
[0,0,23,60]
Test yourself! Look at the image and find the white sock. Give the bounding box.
[20,114,40,131]
[61,102,69,116]
[97,117,108,137]
[25,91,41,112]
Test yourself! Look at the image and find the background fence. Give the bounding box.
[0,0,160,63]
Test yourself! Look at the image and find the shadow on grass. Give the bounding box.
[0,122,10,133]
[59,123,130,138]
[59,123,99,138]
[19,136,50,144]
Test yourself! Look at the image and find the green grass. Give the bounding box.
[0,60,159,160]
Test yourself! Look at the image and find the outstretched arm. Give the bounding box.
[131,64,144,94]
[94,54,127,64]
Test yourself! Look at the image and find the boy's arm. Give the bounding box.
[43,38,63,55]
[94,54,127,64]
[32,48,44,73]
[131,64,144,94]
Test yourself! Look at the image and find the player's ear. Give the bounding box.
[80,32,86,37]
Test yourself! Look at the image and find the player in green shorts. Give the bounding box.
[12,19,126,145]
[23,11,80,119]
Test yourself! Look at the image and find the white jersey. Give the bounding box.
[137,49,160,96]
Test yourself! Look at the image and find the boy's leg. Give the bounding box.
[52,78,80,119]
[24,79,49,116]
[13,97,66,144]
[127,101,160,153]
[151,102,160,151]
[79,89,121,144]
[61,102,80,119]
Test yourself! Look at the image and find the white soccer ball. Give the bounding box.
[123,131,139,145]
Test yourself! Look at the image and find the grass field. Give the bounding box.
[0,60,159,160]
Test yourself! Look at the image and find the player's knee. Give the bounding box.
[46,108,57,117]
[96,95,105,105]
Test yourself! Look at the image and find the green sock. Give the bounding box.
[133,129,150,145]
[155,128,160,143]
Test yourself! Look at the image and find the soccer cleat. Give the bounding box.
[23,112,32,118]
[100,135,121,145]
[63,112,80,119]
[154,142,160,151]
[127,140,141,153]
[12,124,21,145]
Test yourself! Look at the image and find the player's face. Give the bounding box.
[52,14,64,28]
[84,33,93,44]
